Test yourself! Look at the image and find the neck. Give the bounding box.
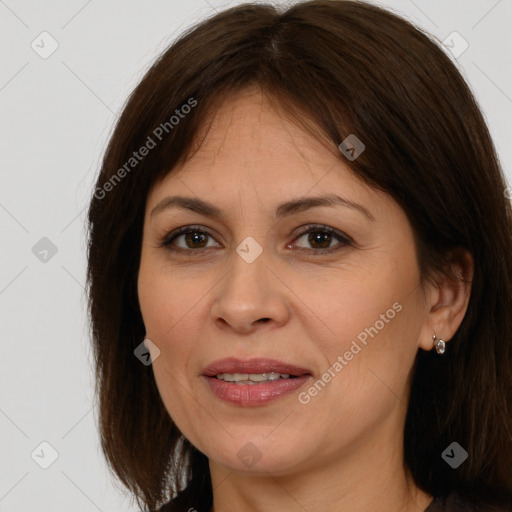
[208,413,433,512]
[209,460,432,512]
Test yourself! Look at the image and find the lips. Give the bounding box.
[201,357,312,377]
[201,357,313,406]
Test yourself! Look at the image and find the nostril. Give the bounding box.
[257,318,270,323]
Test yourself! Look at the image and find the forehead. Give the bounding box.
[154,88,366,197]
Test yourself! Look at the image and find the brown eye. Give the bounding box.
[162,227,219,251]
[293,225,352,253]
[304,230,334,249]
[181,231,209,249]
[161,224,352,255]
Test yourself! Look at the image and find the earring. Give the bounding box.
[432,334,446,354]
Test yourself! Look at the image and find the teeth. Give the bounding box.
[216,372,291,383]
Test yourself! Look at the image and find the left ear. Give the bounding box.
[418,248,474,351]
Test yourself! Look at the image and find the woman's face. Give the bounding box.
[137,87,433,475]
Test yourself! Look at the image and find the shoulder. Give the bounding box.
[154,491,188,512]
[426,492,512,511]
[155,486,208,512]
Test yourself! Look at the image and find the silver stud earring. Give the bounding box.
[433,334,446,354]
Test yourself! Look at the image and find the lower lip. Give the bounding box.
[202,375,312,406]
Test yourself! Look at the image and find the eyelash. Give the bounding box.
[159,224,353,256]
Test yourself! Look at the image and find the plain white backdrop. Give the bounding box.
[0,1,511,510]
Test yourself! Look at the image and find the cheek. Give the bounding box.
[137,257,215,398]
[138,255,201,342]
[138,263,203,427]
[312,255,424,399]
[316,263,417,353]
[300,299,423,446]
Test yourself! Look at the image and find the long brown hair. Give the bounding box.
[86,1,512,510]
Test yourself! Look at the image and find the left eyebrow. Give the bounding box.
[275,194,375,221]
[150,193,375,222]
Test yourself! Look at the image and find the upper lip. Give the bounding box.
[202,357,312,377]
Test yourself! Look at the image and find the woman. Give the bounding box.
[86,1,512,511]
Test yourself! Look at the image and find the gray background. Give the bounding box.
[0,0,510,510]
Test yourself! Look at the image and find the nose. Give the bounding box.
[210,249,290,334]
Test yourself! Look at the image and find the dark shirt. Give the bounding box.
[160,489,512,511]
[425,492,512,511]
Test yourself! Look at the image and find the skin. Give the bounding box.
[137,86,473,512]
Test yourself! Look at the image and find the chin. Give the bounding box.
[206,434,309,476]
